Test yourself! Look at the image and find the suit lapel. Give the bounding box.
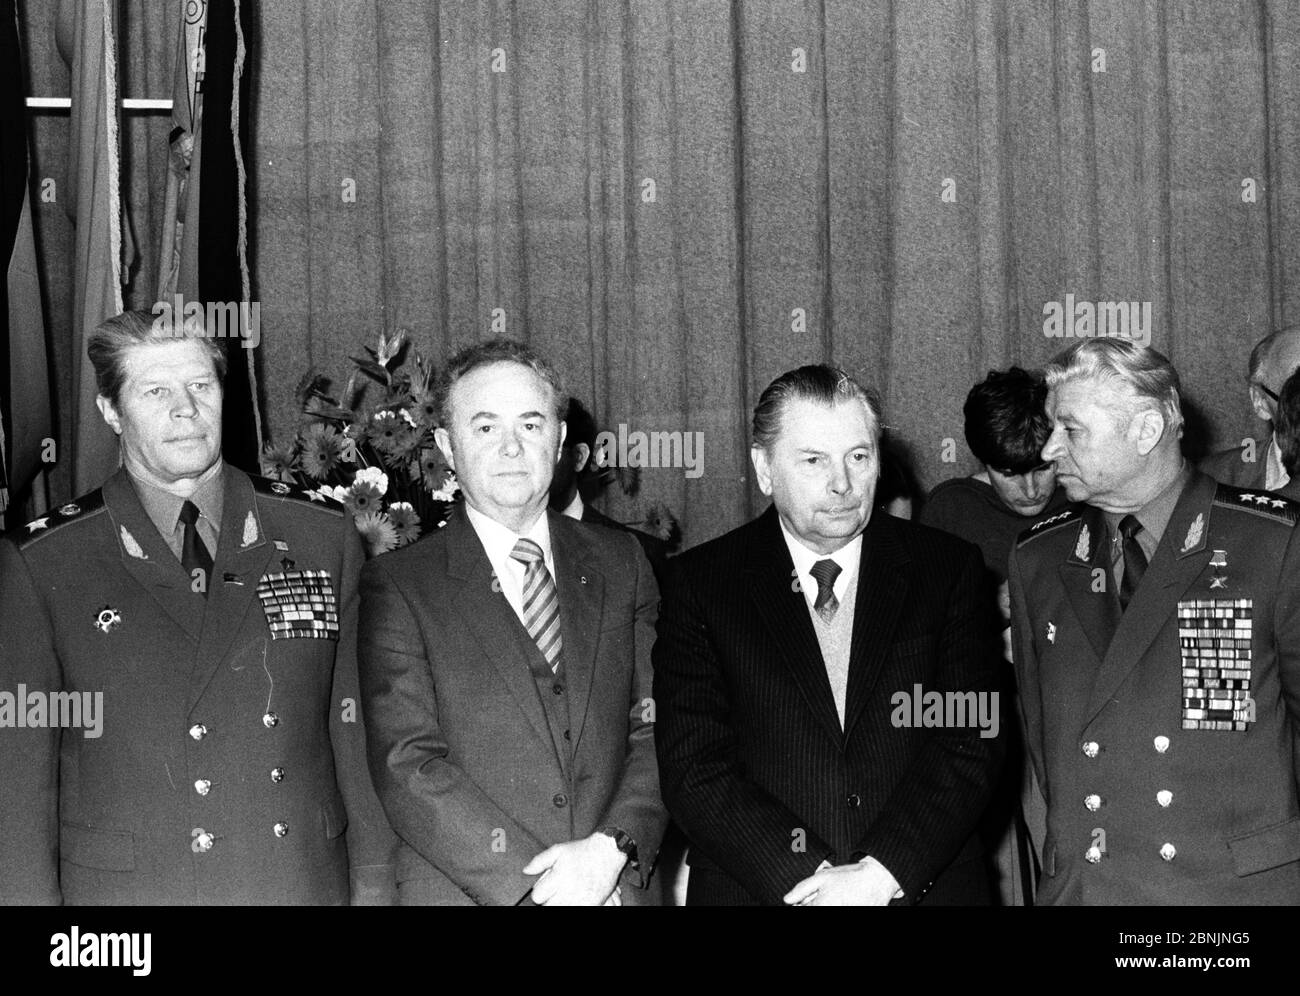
[1059,505,1118,664]
[745,509,844,746]
[444,510,562,770]
[1083,473,1217,726]
[842,515,910,740]
[549,513,603,752]
[102,468,206,642]
[188,467,277,710]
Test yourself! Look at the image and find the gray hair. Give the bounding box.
[1044,339,1183,437]
[87,308,226,409]
[751,364,883,450]
[1248,326,1300,385]
[435,338,568,428]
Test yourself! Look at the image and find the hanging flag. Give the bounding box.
[1,0,54,525]
[158,0,260,473]
[58,0,126,494]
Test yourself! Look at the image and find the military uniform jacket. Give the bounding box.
[0,465,397,905]
[1009,471,1300,905]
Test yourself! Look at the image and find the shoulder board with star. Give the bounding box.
[11,489,107,550]
[1015,506,1084,548]
[1212,483,1300,527]
[251,475,346,515]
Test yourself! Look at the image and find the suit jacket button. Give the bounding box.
[1159,842,1176,861]
[552,683,564,695]
[263,712,279,728]
[553,793,568,808]
[270,767,286,783]
[189,723,208,740]
[194,778,211,796]
[846,793,861,808]
[273,822,290,837]
[1081,741,1099,758]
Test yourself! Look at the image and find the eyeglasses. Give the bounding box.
[1257,383,1281,403]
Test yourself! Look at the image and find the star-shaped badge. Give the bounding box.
[26,517,50,533]
[1210,576,1227,589]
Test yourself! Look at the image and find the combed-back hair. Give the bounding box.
[751,364,882,450]
[1044,338,1184,437]
[87,308,226,408]
[435,338,568,427]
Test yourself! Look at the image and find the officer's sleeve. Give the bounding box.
[358,553,549,906]
[1272,521,1300,727]
[0,538,62,904]
[329,516,399,905]
[1007,543,1048,807]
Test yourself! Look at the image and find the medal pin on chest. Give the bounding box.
[1209,549,1228,589]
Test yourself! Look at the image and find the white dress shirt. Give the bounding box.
[464,503,556,627]
[1266,435,1290,492]
[778,519,861,612]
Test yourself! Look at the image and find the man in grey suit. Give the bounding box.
[359,339,666,905]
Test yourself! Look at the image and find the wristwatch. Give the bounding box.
[600,826,639,869]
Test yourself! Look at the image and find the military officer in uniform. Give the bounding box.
[0,309,396,904]
[1010,338,1300,905]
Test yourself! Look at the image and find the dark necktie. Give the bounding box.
[510,538,562,672]
[179,499,213,595]
[1118,514,1147,611]
[810,559,842,623]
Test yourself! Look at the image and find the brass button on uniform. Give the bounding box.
[1159,842,1177,861]
[194,778,211,796]
[1153,735,1170,754]
[193,830,214,852]
[1081,741,1100,758]
[1084,794,1102,812]
[189,723,208,741]
[273,822,289,838]
[263,712,279,728]
[270,767,285,783]
[1084,844,1102,864]
[1156,790,1173,808]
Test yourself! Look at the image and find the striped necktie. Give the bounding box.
[510,538,562,672]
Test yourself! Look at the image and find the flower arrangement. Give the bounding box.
[260,329,462,556]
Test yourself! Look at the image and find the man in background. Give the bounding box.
[1201,326,1300,490]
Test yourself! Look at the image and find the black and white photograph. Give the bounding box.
[0,0,1292,978]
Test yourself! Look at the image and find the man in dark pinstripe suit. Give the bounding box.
[654,364,1004,905]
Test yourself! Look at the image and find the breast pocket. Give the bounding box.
[60,820,136,871]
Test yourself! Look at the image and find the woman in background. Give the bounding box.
[919,367,1071,906]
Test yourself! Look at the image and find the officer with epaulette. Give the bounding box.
[1009,338,1300,905]
[0,309,397,905]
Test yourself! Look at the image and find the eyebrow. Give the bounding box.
[469,410,548,421]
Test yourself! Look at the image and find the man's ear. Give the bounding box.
[96,395,123,435]
[1131,407,1167,456]
[434,426,455,471]
[1249,383,1275,424]
[572,442,591,474]
[750,445,774,496]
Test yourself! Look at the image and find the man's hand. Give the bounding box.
[523,833,627,906]
[783,856,902,906]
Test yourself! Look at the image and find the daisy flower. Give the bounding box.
[260,441,297,482]
[353,466,390,494]
[342,479,385,517]
[368,409,405,453]
[387,501,422,546]
[300,424,343,480]
[641,501,679,543]
[410,387,440,427]
[354,511,399,557]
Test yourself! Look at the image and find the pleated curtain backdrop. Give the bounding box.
[23,1,1300,545]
